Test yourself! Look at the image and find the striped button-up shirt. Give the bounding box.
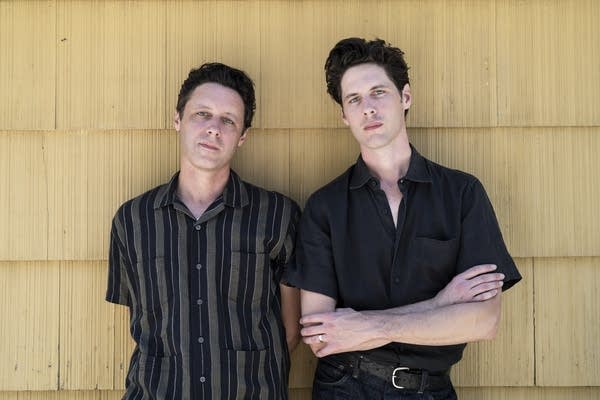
[106,170,300,399]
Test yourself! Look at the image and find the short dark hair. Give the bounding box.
[325,38,410,113]
[176,62,256,131]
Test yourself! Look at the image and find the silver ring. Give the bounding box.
[318,334,324,343]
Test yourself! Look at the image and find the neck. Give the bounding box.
[176,164,230,217]
[361,135,412,185]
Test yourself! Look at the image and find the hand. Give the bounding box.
[434,264,504,308]
[300,308,390,357]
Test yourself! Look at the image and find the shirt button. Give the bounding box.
[198,337,204,344]
[195,224,202,231]
[196,263,203,270]
[394,277,400,284]
[199,376,206,383]
[196,299,203,305]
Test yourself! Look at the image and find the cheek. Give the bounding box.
[346,113,363,129]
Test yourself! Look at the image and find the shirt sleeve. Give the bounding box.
[285,192,339,300]
[456,178,522,291]
[106,211,132,306]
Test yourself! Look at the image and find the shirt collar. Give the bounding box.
[349,144,432,190]
[405,145,433,184]
[222,169,249,207]
[155,169,249,210]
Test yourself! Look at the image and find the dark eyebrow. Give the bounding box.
[189,104,241,120]
[188,103,209,111]
[343,84,389,102]
[370,85,388,91]
[343,92,359,102]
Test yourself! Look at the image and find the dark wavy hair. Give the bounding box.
[325,38,410,115]
[176,62,256,131]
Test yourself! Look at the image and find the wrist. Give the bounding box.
[428,295,442,310]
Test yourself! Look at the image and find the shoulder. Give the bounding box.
[239,178,301,216]
[426,157,478,184]
[424,157,482,194]
[422,157,494,219]
[305,165,353,209]
[113,181,169,222]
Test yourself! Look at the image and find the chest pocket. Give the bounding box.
[409,237,459,295]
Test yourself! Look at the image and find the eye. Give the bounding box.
[222,117,235,126]
[196,111,210,117]
[347,96,360,104]
[373,89,386,96]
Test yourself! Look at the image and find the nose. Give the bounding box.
[362,101,376,116]
[207,125,221,137]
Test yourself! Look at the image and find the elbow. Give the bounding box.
[481,315,500,340]
[480,298,502,341]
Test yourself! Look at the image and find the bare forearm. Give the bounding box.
[280,284,301,353]
[362,298,438,318]
[300,264,505,357]
[364,294,502,346]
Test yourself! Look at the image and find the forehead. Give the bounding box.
[185,82,244,115]
[340,63,396,95]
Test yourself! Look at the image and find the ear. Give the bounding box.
[341,108,349,126]
[173,111,181,132]
[401,84,412,111]
[237,129,248,147]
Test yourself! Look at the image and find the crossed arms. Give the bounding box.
[300,264,505,358]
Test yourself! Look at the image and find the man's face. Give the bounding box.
[174,82,246,173]
[340,63,410,151]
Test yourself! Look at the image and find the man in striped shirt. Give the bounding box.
[106,63,301,399]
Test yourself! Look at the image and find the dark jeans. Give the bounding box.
[312,358,458,400]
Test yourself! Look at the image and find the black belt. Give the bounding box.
[321,354,451,392]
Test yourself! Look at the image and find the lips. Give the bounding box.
[364,122,383,131]
[198,142,219,151]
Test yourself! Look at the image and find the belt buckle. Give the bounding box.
[392,367,410,389]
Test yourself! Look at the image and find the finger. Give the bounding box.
[300,313,328,325]
[459,264,497,280]
[469,273,505,286]
[300,325,324,337]
[472,289,499,301]
[302,334,324,345]
[316,344,334,358]
[470,280,503,296]
[302,334,326,345]
[308,343,323,357]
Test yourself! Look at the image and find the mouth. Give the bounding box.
[364,122,383,131]
[198,142,220,151]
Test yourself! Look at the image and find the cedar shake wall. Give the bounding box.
[1,1,599,398]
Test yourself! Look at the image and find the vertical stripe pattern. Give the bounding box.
[106,170,300,399]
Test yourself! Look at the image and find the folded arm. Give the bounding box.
[300,264,504,357]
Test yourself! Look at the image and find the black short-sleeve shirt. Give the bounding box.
[287,145,521,371]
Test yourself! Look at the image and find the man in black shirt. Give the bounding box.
[107,63,301,399]
[287,38,521,399]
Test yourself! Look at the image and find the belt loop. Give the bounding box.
[417,370,428,394]
[352,355,363,379]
